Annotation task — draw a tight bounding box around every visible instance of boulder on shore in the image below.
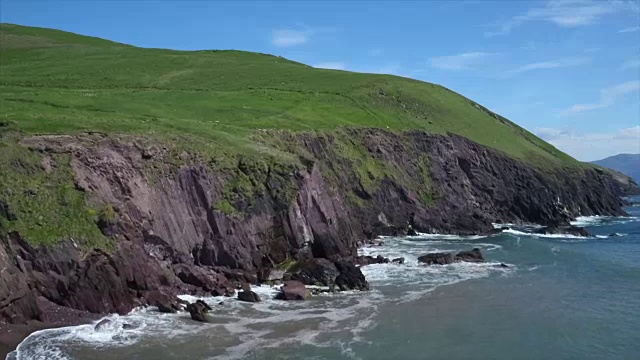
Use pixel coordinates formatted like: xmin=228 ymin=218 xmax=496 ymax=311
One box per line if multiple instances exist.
xmin=276 ymin=281 xmax=310 ymax=301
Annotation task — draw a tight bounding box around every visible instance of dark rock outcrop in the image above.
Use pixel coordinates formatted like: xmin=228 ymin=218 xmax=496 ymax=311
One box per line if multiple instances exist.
xmin=144 ymin=291 xmax=182 ymax=314
xmin=186 ymin=300 xmax=212 ymax=322
xmin=94 ymin=318 xmax=111 ymax=331
xmin=391 ymin=257 xmax=405 ymax=264
xmin=276 ymin=281 xmax=309 ymax=301
xmin=237 ymin=283 xmax=261 ymax=303
xmin=290 ymin=258 xmax=340 ymax=286
xmin=0 ymin=131 xmax=630 ymax=355
xmin=454 ymin=248 xmax=484 ymax=263
xmin=417 ymin=252 xmax=455 ymax=265
xmin=418 ymin=248 xmax=485 ymax=265
xmin=257 ymin=268 xmax=285 ymax=283
xmin=535 ymin=225 xmax=592 ymax=237
xmin=334 ymin=261 xmax=369 ymax=291
xmin=237 ymin=291 xmax=261 ymax=303
xmin=354 ymin=255 xmax=390 ymax=266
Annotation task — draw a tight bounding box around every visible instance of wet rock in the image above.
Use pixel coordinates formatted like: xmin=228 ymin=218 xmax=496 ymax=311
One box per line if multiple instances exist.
xmin=210 ymin=286 xmax=235 ymax=297
xmin=407 ymin=226 xmax=418 ymax=237
xmin=276 ymin=281 xmax=310 ymax=300
xmin=333 ymin=261 xmax=369 ymax=291
xmin=145 ymin=291 xmax=182 ymax=313
xmin=122 ymin=323 xmax=136 ymax=330
xmin=195 ymin=299 xmax=212 ymax=311
xmin=417 ymin=252 xmax=454 ymax=265
xmin=172 ymin=264 xmax=229 ymax=292
xmin=354 ymin=255 xmax=390 ymax=266
xmin=237 ymin=291 xmax=261 ymax=303
xmin=608 ymin=233 xmax=619 ymax=237
xmin=290 ymin=258 xmax=340 ymax=286
xmin=454 ymin=248 xmax=484 ymax=263
xmin=257 ymin=268 xmax=285 ymax=283
xmin=391 ymin=257 xmax=405 ymax=264
xmin=94 ymin=318 xmax=111 ymax=331
xmin=535 ymin=225 xmax=592 ymax=237
xmin=498 ymin=263 xmax=509 ymax=268
xmin=186 ymin=301 xmax=212 ymax=323
xmin=236 ymin=282 xmax=261 ymax=302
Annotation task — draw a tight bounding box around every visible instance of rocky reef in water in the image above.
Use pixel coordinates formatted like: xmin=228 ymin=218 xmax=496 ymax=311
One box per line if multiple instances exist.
xmin=0 ymin=129 xmax=629 ymax=354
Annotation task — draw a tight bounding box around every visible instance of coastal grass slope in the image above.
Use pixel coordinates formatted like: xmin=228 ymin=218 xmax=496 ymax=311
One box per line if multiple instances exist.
xmin=1 ymin=23 xmax=573 ymax=163
xmin=0 ymin=23 xmax=583 ymax=247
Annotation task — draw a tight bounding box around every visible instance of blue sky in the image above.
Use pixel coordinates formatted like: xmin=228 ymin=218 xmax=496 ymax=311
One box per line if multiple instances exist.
xmin=1 ymin=0 xmax=639 ymax=161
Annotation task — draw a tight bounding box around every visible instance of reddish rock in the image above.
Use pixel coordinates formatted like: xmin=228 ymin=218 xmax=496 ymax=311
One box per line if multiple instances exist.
xmin=276 ymin=281 xmax=309 ymax=301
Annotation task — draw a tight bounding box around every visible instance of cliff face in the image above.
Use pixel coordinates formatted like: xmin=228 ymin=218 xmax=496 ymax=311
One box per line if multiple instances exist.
xmin=0 ymin=129 xmax=628 ymax=329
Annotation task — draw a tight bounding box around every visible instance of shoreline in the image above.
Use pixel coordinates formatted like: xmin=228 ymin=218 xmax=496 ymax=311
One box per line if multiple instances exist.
xmin=5 ymin=215 xmax=634 ymax=359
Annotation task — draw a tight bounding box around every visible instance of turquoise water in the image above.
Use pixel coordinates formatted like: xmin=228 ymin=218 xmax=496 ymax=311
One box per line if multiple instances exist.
xmin=10 ymin=198 xmax=640 ymax=360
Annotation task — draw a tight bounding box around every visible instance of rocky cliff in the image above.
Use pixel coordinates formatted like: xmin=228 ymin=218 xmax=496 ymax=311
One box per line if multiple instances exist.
xmin=0 ymin=129 xmax=628 ymax=352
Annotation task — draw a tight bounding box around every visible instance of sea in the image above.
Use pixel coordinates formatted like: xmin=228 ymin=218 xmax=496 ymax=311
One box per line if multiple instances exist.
xmin=8 ymin=196 xmax=640 ymax=360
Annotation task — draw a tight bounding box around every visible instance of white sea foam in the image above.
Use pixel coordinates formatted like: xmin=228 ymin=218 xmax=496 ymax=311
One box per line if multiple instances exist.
xmin=15 ymin=234 xmax=514 ymax=359
xmin=570 ymin=215 xmax=639 ymax=227
xmin=359 ymin=236 xmax=514 ymax=303
xmin=492 ymin=223 xmax=544 ymax=229
xmin=414 ymin=232 xmax=486 ymax=240
xmin=502 ymin=229 xmax=608 ymax=242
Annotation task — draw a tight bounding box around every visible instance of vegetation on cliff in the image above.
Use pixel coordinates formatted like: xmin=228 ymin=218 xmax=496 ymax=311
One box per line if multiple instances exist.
xmin=0 ymin=23 xmax=585 ymax=246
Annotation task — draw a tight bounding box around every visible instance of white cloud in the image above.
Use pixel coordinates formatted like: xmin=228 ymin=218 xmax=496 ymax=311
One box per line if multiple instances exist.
xmin=313 ymin=62 xmax=346 ymax=70
xmin=507 ymin=57 xmax=589 ymax=75
xmin=270 ymin=25 xmax=336 ymax=47
xmin=535 ymin=126 xmax=640 ymax=161
xmin=486 ymin=0 xmax=638 ymax=37
xmin=619 ymin=26 xmax=640 ymax=33
xmin=429 ymin=52 xmax=494 ymax=70
xmin=620 ymin=58 xmax=640 ymax=70
xmin=564 ymin=80 xmax=640 ymax=114
xmin=536 ymin=127 xmax=569 ymax=140
xmin=271 ymin=29 xmax=308 ymax=47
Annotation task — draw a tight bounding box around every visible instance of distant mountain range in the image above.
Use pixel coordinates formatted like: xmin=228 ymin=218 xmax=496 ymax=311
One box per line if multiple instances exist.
xmin=592 ymin=154 xmax=640 ymax=183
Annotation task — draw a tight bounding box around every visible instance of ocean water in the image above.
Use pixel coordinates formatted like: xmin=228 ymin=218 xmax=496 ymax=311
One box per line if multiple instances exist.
xmin=8 ymin=198 xmax=640 ymax=360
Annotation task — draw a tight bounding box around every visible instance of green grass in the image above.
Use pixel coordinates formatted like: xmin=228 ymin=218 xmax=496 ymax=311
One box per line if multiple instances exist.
xmin=0 ymin=23 xmax=576 ymax=164
xmin=0 ymin=23 xmax=584 ymax=246
xmin=0 ymin=135 xmax=114 ymax=250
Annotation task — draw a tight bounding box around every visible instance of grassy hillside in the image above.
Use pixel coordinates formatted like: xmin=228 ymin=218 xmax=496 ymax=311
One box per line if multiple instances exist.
xmin=0 ymin=23 xmax=575 ymax=164
xmin=0 ymin=23 xmax=582 ymax=247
